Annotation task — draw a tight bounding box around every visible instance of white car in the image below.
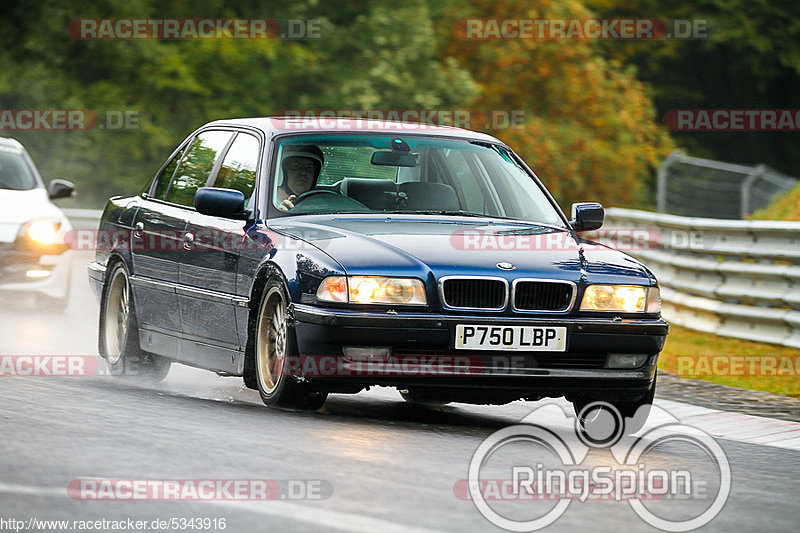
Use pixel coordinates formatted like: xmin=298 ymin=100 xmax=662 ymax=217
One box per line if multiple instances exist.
xmin=0 ymin=137 xmax=75 ymax=310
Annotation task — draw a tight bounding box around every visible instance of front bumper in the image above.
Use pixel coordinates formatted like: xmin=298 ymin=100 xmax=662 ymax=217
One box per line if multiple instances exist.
xmin=87 ymin=260 xmax=106 ymax=302
xmin=0 ymin=245 xmax=72 ymax=299
xmin=292 ymin=304 xmax=668 ymax=399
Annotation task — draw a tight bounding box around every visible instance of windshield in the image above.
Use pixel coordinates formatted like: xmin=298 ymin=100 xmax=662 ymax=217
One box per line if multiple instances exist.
xmin=271 ymin=135 xmax=565 ymax=226
xmin=0 ymin=148 xmax=37 ymax=191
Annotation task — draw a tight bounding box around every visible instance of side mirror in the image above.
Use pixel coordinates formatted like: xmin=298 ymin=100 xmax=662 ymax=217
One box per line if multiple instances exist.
xmin=195 ymin=187 xmax=246 ymax=218
xmin=570 ymin=202 xmax=604 ymax=232
xmin=48 ymin=179 xmax=75 ymax=200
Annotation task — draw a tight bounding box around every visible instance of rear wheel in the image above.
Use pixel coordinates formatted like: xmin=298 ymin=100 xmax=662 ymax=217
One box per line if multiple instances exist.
xmin=99 ymin=262 xmax=171 ymax=381
xmin=254 ymin=279 xmax=327 ymax=410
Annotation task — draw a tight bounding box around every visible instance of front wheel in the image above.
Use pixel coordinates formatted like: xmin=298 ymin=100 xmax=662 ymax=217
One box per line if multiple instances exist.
xmin=99 ymin=262 xmax=171 ymax=382
xmin=254 ymin=279 xmax=327 ymax=410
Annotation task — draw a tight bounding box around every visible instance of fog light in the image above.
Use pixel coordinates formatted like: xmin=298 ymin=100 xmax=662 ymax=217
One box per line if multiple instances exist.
xmin=26 ymin=270 xmax=51 ymax=278
xmin=606 ymin=353 xmax=649 ymax=369
xmin=342 ymin=346 xmax=391 ymax=361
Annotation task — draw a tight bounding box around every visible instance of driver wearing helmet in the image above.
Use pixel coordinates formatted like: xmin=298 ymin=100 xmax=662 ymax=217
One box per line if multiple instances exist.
xmin=276 ymin=145 xmax=324 ymax=211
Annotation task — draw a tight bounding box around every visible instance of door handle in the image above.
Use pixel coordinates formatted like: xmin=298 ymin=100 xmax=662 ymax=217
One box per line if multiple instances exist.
xmin=133 ymin=221 xmax=144 ymax=238
xmin=183 ymin=232 xmax=195 ymax=250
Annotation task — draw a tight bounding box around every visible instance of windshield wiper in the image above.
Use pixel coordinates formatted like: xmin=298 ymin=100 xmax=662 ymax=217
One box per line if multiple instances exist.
xmin=387 ymin=210 xmax=502 ymax=218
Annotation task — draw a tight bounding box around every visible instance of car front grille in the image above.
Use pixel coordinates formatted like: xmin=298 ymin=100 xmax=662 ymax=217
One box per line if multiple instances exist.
xmin=513 ymin=281 xmax=574 ymax=312
xmin=440 ymin=278 xmax=507 ymax=310
xmin=439 ymin=277 xmax=575 ymax=312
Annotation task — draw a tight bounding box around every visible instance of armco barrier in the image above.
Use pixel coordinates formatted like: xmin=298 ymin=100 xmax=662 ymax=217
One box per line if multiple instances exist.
xmin=63 ymin=207 xmax=800 ymax=349
xmin=63 ymin=208 xmax=104 ymax=230
xmin=604 ymin=208 xmax=800 ymax=349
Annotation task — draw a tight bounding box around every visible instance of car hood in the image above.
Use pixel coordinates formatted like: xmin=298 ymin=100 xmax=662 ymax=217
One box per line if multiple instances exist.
xmin=269 ymin=214 xmax=655 ymax=284
xmin=0 ymin=188 xmax=66 ymax=243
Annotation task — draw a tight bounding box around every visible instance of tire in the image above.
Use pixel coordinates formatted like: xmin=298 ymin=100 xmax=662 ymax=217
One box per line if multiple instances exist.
xmin=254 ymin=278 xmax=327 ymax=410
xmin=99 ymin=262 xmax=171 ymax=382
xmin=573 ymin=374 xmax=657 ymax=437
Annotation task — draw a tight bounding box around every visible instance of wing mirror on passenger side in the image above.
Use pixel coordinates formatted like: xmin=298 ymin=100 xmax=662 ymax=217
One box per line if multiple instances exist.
xmin=569 ymin=202 xmax=604 ymax=232
xmin=194 ymin=187 xmax=247 ymax=219
xmin=48 ymin=179 xmax=75 ymax=200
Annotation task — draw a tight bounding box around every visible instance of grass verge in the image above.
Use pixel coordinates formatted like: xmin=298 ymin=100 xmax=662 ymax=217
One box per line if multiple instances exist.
xmin=659 ymin=324 xmax=800 ymax=398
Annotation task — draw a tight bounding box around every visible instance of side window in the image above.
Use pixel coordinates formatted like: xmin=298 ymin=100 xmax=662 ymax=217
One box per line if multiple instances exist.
xmin=151 ymin=144 xmax=187 ymax=199
xmin=213 ymin=133 xmax=259 ymax=207
xmin=164 ymin=130 xmax=232 ymax=207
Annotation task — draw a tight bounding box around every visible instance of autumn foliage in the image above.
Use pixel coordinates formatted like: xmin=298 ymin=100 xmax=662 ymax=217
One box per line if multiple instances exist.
xmin=441 ymin=0 xmax=674 ymax=208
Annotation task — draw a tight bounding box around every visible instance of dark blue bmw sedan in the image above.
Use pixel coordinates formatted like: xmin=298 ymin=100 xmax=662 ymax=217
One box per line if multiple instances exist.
xmin=88 ymin=117 xmax=667 ymax=426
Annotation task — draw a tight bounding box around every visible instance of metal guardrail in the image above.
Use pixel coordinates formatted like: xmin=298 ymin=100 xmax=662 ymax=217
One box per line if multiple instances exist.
xmin=604 ymin=208 xmax=800 ymax=349
xmin=63 ymin=207 xmax=800 ymax=349
xmin=63 ymin=208 xmax=103 ymax=230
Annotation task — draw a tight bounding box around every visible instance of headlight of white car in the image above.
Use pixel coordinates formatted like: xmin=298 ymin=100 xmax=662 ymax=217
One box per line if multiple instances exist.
xmin=317 ymin=276 xmax=427 ymax=305
xmin=20 ymin=219 xmax=62 ymax=245
xmin=580 ymin=285 xmax=661 ymax=313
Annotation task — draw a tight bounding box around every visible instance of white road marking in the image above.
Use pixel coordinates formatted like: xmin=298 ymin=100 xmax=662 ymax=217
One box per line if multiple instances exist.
xmin=0 ymin=483 xmax=64 ymax=496
xmin=656 ymin=399 xmax=800 ymax=450
xmin=211 ymin=500 xmax=450 ymax=533
xmin=366 ymin=386 xmax=800 ymax=451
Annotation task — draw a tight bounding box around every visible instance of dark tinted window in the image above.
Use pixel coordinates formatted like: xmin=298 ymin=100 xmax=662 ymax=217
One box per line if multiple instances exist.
xmin=0 ymin=149 xmax=36 ymax=191
xmin=165 ymin=130 xmax=232 ymax=207
xmin=151 ymin=145 xmax=186 ymax=199
xmin=213 ymin=133 xmax=259 ymax=207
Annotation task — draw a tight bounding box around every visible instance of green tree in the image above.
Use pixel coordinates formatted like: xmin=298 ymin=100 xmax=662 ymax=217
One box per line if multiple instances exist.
xmin=588 ymin=0 xmax=800 ymax=176
xmin=0 ymin=0 xmax=476 ymax=205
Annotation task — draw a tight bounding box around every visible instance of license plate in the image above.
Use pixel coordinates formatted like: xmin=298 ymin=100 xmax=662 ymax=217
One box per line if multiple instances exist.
xmin=454 ymin=325 xmax=567 ymax=351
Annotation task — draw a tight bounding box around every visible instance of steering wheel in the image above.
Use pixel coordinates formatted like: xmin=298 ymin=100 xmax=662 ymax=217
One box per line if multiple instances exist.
xmin=291 ymin=189 xmax=341 ymax=205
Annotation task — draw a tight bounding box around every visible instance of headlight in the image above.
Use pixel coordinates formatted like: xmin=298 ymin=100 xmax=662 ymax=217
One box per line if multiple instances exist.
xmin=580 ymin=285 xmax=660 ymax=313
xmin=23 ymin=220 xmax=61 ymax=245
xmin=317 ymin=276 xmax=427 ymax=305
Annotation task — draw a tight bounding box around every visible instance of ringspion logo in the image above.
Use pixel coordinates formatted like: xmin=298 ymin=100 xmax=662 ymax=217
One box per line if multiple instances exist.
xmin=461 ymin=401 xmax=730 ymax=531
